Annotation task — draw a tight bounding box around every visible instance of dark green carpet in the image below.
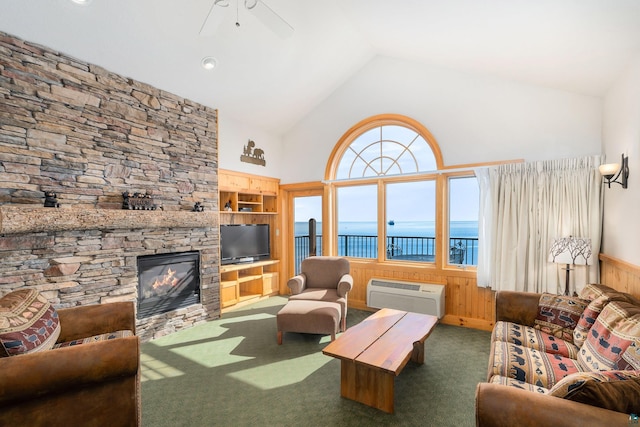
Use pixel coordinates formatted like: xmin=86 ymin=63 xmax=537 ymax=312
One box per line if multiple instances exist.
xmin=141 ymin=296 xmax=491 ymax=427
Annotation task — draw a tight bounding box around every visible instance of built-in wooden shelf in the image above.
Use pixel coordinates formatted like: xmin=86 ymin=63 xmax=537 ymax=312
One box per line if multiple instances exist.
xmin=218 ymin=169 xmax=281 ymax=311
xmin=220 ymin=260 xmax=280 ymax=310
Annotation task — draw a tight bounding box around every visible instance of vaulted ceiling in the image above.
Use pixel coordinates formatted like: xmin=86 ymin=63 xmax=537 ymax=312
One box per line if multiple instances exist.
xmin=1 ymin=0 xmax=639 ymax=135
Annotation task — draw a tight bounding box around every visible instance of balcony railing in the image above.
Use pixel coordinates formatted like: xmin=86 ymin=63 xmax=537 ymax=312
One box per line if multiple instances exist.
xmin=294 ymin=234 xmax=478 ymax=274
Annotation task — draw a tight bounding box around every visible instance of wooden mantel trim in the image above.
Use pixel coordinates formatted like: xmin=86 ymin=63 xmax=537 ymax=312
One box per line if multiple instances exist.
xmin=0 ymin=206 xmax=218 ymax=235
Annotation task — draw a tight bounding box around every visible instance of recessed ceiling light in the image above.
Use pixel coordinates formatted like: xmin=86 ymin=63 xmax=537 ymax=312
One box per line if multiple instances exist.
xmin=70 ymin=0 xmax=93 ymax=5
xmin=201 ymin=57 xmax=218 ymax=70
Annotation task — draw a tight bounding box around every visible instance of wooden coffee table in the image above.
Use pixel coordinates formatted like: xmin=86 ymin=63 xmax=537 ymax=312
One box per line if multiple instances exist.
xmin=322 ymin=308 xmax=438 ymax=413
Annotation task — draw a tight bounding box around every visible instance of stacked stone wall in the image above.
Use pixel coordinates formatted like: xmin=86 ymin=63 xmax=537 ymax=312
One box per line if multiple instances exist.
xmin=0 ymin=32 xmax=220 ymax=341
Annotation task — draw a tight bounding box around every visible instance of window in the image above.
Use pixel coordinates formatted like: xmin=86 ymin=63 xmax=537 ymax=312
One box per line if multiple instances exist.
xmin=337 ymin=185 xmax=377 ymax=258
xmin=386 ymin=181 xmax=435 ymax=261
xmin=336 ymin=125 xmax=437 ymax=179
xmin=327 ymin=114 xmax=477 ymax=267
xmin=448 ymin=176 xmax=479 ymax=266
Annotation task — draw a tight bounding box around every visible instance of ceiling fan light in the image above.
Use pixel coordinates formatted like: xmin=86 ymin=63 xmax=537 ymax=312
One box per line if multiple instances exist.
xmin=201 ymin=57 xmax=218 ymax=70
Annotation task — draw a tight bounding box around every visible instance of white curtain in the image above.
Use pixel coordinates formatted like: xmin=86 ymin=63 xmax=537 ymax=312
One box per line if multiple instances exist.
xmin=476 ymin=156 xmax=603 ymax=294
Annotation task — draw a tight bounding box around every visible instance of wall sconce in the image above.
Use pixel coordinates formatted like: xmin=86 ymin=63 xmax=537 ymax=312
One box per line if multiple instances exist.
xmin=599 ymin=153 xmax=629 ymax=189
xmin=549 ymin=236 xmax=592 ymax=296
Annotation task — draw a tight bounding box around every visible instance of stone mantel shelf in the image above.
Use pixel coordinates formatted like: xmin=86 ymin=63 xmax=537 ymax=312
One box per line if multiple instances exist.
xmin=0 ymin=206 xmax=219 ymax=235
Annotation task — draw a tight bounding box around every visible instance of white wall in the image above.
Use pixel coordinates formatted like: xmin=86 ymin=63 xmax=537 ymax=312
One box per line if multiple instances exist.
xmin=217 ymin=111 xmax=283 ymax=178
xmin=280 ymin=55 xmax=602 ymax=184
xmin=602 ymin=55 xmax=640 ymax=265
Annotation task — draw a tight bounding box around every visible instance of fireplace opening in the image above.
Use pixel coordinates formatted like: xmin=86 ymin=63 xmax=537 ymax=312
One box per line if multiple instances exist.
xmin=137 ymin=251 xmax=201 ymax=319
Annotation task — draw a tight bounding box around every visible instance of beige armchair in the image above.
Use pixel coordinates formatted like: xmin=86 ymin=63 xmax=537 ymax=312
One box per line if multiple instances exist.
xmin=287 ymin=256 xmax=353 ymax=331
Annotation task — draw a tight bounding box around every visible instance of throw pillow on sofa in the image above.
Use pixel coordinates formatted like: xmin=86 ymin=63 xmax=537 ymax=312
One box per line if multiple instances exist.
xmin=578 ymin=300 xmax=640 ymax=371
xmin=548 ymin=370 xmax=640 ymax=413
xmin=0 ymin=289 xmax=61 ymax=357
xmin=618 ymin=341 xmax=640 ymax=370
xmin=574 ymin=283 xmax=638 ymax=348
xmin=533 ymin=294 xmax=589 ymax=342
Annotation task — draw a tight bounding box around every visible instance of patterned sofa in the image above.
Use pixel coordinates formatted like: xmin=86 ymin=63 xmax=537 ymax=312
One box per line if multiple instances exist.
xmin=476 ymin=284 xmax=640 ymax=427
xmin=0 ymin=289 xmax=140 ymax=427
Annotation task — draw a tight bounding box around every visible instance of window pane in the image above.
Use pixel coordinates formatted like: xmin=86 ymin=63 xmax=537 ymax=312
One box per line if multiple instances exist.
xmin=349 ymin=128 xmax=379 ymax=152
xmin=449 ymin=176 xmax=479 ymax=266
xmin=411 ymin=137 xmax=437 ymax=171
xmin=386 ymin=181 xmax=436 ymax=262
xmin=336 ymin=149 xmax=357 ymax=178
xmin=337 ymin=185 xmax=377 ymax=258
xmin=381 ymin=125 xmax=415 ymax=144
xmin=294 ymin=196 xmax=322 ymax=273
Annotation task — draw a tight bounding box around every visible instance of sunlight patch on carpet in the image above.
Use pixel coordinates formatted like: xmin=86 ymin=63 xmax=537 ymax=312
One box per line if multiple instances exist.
xmin=149 ymin=313 xmax=275 ymax=347
xmin=140 ymin=353 xmax=184 ymax=382
xmin=227 ymin=353 xmax=332 ymax=390
xmin=169 ymin=336 xmax=254 ymax=368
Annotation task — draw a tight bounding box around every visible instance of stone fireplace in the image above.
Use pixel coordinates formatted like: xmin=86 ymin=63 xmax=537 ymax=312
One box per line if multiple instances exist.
xmin=0 ymin=206 xmax=220 ymax=342
xmin=0 ymin=32 xmax=221 ymax=342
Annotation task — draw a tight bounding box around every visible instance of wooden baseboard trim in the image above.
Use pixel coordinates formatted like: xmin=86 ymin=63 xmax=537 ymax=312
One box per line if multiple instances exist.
xmin=441 ymin=314 xmax=494 ymax=332
xmin=349 ymin=301 xmax=494 ymax=331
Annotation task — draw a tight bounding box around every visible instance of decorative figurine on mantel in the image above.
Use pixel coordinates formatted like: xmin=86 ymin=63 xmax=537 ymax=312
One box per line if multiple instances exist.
xmin=224 ymin=200 xmax=232 ymax=211
xmin=43 ymin=191 xmax=60 ymax=208
xmin=122 ymin=191 xmax=157 ymax=210
xmin=192 ymin=201 xmax=204 ymax=212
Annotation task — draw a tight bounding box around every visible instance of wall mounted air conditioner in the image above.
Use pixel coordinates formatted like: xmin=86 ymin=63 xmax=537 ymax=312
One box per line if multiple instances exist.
xmin=366 ymin=278 xmax=445 ymax=318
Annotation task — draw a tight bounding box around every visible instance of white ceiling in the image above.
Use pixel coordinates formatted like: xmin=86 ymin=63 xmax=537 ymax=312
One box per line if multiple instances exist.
xmin=1 ymin=0 xmax=639 ymax=135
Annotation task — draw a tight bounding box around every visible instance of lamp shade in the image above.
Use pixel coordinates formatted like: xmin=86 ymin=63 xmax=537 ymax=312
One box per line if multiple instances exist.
xmin=549 ymin=237 xmax=592 ymax=266
xmin=599 ymin=163 xmax=620 ymax=177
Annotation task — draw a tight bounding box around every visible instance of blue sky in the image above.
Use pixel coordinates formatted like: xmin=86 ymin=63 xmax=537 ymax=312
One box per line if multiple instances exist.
xmin=294 ymin=176 xmax=479 ymax=223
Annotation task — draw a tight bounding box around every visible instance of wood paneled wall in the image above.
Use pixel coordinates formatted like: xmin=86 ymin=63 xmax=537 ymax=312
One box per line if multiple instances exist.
xmin=345 ymin=254 xmax=639 ymax=333
xmin=348 ymin=260 xmax=496 ymax=331
xmin=599 ymin=253 xmax=640 ymax=298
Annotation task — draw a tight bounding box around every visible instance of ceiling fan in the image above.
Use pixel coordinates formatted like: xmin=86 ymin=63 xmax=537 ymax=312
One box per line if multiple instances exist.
xmin=199 ymin=0 xmax=294 ymax=39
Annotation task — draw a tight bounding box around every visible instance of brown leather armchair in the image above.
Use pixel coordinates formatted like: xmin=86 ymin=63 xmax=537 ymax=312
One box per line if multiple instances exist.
xmin=0 ymin=301 xmax=141 ymax=427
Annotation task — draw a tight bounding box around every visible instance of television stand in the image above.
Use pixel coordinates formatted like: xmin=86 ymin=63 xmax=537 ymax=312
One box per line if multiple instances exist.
xmin=220 ymin=259 xmax=279 ymax=311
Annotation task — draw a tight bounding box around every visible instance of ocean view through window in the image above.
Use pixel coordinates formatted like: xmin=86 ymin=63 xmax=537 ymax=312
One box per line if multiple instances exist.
xmin=290 ymin=113 xmax=480 ymax=272
xmin=293 ymin=220 xmax=478 ymax=265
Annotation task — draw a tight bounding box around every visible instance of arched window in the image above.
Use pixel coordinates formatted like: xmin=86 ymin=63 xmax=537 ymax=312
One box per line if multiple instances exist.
xmin=325 ymin=114 xmax=478 ymax=267
xmin=327 ymin=114 xmax=443 ymax=180
xmin=336 ymin=124 xmax=438 ymax=178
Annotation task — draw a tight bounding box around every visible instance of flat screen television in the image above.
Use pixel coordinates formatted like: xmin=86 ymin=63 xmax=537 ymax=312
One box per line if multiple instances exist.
xmin=220 ymin=224 xmax=270 ymax=265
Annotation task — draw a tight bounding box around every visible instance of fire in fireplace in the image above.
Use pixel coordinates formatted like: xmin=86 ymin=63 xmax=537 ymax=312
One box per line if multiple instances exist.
xmin=137 ymin=251 xmax=200 ymax=318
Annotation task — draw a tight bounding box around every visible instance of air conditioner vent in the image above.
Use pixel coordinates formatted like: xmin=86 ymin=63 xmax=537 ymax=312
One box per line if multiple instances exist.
xmin=366 ymin=278 xmax=445 ymax=318
xmin=370 ymin=280 xmax=420 ymax=292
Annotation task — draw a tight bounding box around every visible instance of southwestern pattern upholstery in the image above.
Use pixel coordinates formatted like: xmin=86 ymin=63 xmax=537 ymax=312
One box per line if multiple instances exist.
xmin=533 ymin=293 xmax=589 ymax=342
xmin=492 ymin=321 xmax=580 ymax=358
xmin=0 ymin=289 xmax=61 ymax=357
xmin=491 ymin=341 xmax=584 ymax=388
xmin=0 ymin=291 xmax=140 ymax=427
xmin=53 ymin=329 xmax=134 ymax=348
xmin=488 ymin=374 xmax=548 ymax=394
xmin=578 ymin=300 xmax=640 ymax=371
xmin=476 ymin=284 xmax=640 ymax=427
